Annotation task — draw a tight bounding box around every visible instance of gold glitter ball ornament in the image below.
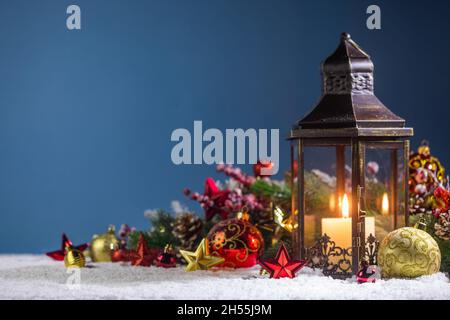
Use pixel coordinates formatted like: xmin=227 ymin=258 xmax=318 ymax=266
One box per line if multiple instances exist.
xmin=64 ymin=246 xmax=86 ymax=268
xmin=90 ymin=225 xmax=120 ymax=262
xmin=377 ymin=227 xmax=441 ymax=278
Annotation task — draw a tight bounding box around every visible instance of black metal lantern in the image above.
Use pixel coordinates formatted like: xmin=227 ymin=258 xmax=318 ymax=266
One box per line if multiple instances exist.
xmin=288 ymin=33 xmax=413 ymax=278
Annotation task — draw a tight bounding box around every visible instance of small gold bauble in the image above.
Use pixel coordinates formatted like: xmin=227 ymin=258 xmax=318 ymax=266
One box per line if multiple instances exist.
xmin=64 ymin=247 xmax=86 ymax=268
xmin=90 ymin=225 xmax=119 ymax=262
xmin=377 ymin=227 xmax=441 ymax=278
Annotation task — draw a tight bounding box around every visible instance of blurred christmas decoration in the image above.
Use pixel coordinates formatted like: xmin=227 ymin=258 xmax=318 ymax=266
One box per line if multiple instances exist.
xmin=410 ymin=140 xmax=446 ymax=185
xmin=207 ymin=217 xmax=264 ymax=268
xmin=179 ymin=238 xmax=224 ymax=272
xmin=259 ymin=242 xmax=306 ymax=279
xmin=129 ymin=209 xmax=179 ymax=250
xmin=249 ymin=179 xmax=291 ymax=210
xmin=110 ymin=224 xmax=135 ymax=263
xmin=127 ymin=208 xmax=209 ymax=265
xmin=171 ymin=212 xmax=203 ymax=252
xmin=366 ymin=161 xmax=380 ymax=177
xmin=111 ymin=248 xmax=132 ymax=263
xmin=402 ymin=140 xmax=450 ymax=272
xmin=90 ymin=225 xmax=120 ymax=262
xmin=236 ymin=207 xmax=251 ymax=221
xmin=184 ymin=163 xmax=293 ymax=257
xmin=259 ymin=267 xmax=270 ymax=277
xmin=118 ymin=224 xmax=135 ymax=248
xmin=130 ymin=233 xmax=156 ymax=267
xmin=46 ymin=233 xmax=88 ymax=261
xmin=409 ymin=140 xmax=447 ymax=215
xmin=64 ymin=246 xmax=86 ymax=268
xmin=217 ymin=163 xmax=255 ymax=186
xmin=377 ymin=226 xmax=441 ymax=278
xmin=432 ymin=187 xmax=450 ymax=241
xmin=434 ymin=213 xmax=450 ymax=241
xmin=253 ymin=160 xmax=274 ymax=178
xmin=356 ymin=260 xmax=377 ymax=284
xmin=403 ymin=141 xmax=450 ymax=273
xmin=434 ymin=187 xmax=450 ymax=214
xmin=155 ymin=244 xmax=177 ymax=268
xmin=273 ymin=206 xmax=297 ymax=233
xmin=184 ymin=176 xmax=264 ymax=221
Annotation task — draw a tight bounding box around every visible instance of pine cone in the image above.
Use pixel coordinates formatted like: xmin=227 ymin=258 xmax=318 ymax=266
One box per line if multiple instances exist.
xmin=435 ymin=212 xmax=450 ymax=241
xmin=409 ymin=196 xmax=430 ymax=215
xmin=171 ymin=213 xmax=203 ymax=251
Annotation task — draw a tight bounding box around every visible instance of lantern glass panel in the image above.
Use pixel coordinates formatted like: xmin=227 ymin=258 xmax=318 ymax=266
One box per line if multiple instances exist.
xmin=363 ymin=144 xmax=407 ymax=242
xmin=302 ymin=145 xmax=353 ymax=251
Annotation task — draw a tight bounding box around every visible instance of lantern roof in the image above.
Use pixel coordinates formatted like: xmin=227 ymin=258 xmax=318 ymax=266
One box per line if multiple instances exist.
xmin=291 ymin=33 xmax=413 ymax=139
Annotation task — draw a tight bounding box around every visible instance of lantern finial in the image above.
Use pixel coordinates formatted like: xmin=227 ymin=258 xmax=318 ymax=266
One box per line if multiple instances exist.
xmin=341 ymin=32 xmax=351 ymax=40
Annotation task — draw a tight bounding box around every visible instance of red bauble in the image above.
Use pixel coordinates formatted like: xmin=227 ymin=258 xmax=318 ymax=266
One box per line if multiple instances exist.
xmin=155 ymin=249 xmax=177 ymax=268
xmin=111 ymin=248 xmax=132 ymax=262
xmin=253 ymin=160 xmax=274 ymax=177
xmin=207 ymin=218 xmax=264 ymax=268
xmin=356 ymin=261 xmax=377 ymax=284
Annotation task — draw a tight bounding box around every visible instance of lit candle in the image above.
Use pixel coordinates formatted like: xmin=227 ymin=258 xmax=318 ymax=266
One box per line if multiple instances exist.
xmin=322 ymin=194 xmax=352 ymax=249
xmin=321 ymin=194 xmax=376 ymax=249
xmin=381 ymin=192 xmax=389 ymax=216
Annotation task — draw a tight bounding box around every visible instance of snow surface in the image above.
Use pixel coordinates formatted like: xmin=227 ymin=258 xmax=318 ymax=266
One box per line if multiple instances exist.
xmin=0 ymin=255 xmax=449 ymax=300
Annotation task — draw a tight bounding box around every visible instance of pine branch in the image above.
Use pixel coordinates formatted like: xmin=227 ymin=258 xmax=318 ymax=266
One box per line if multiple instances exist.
xmin=128 ymin=209 xmax=179 ymax=249
xmin=250 ymin=179 xmax=291 ymax=202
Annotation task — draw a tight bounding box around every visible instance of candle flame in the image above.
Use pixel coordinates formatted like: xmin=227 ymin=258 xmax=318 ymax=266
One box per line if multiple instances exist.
xmin=342 ymin=194 xmax=349 ymax=218
xmin=382 ymin=192 xmax=389 ymax=215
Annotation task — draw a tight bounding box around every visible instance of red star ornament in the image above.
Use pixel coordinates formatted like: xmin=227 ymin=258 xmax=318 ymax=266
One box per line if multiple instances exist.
xmin=46 ymin=233 xmax=88 ymax=261
xmin=259 ymin=243 xmax=306 ymax=279
xmin=203 ymin=177 xmax=231 ymax=221
xmin=130 ymin=233 xmax=156 ymax=267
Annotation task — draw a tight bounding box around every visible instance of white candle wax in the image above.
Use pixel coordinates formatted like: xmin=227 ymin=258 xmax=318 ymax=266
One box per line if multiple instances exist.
xmin=321 ymin=217 xmax=352 ymax=249
xmin=321 ymin=216 xmax=376 ymax=249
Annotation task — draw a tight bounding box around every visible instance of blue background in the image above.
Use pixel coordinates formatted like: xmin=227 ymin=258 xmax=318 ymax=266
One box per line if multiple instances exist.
xmin=1 ymin=0 xmax=449 ymax=253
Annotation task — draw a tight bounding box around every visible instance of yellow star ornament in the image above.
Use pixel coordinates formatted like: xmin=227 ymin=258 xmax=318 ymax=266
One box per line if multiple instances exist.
xmin=179 ymin=238 xmax=225 ymax=272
